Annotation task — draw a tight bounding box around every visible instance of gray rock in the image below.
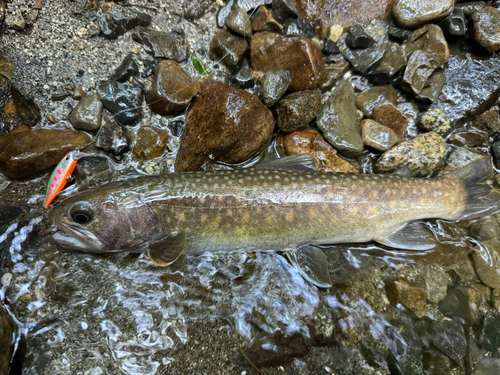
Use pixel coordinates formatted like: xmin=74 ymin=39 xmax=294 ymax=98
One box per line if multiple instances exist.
xmin=98 ymin=6 xmax=151 ymax=39
xmin=70 ymin=93 xmax=103 ymax=131
xmin=217 ymin=0 xmax=234 ymax=27
xmin=446 ymin=148 xmax=485 ymax=169
xmin=96 ymin=111 xmax=130 ymax=157
xmin=374 ymin=42 xmax=407 ymax=77
xmin=322 ymin=38 xmax=340 ymax=55
xmin=132 ymin=27 xmax=187 ymax=61
xmin=225 ymin=9 xmax=252 ymax=38
xmin=472 ymin=7 xmax=500 ymax=53
xmin=234 ymin=0 xmax=272 ymax=12
xmin=438 ymin=283 xmax=481 ymax=326
xmin=438 ymin=8 xmax=467 ymax=36
xmin=393 ymin=0 xmax=454 ymax=29
xmin=317 ymin=80 xmax=363 ymax=158
xmin=419 ymin=108 xmax=450 ymax=134
xmin=230 ymin=60 xmax=254 ymax=89
xmin=209 ymin=29 xmax=248 ymax=67
xmin=469 ymin=216 xmax=500 ymax=242
xmin=455 ymin=1 xmax=488 ymax=17
xmin=271 ymin=0 xmax=298 ymax=24
xmin=346 ymin=25 xmax=374 ymax=49
xmin=473 ymin=357 xmax=500 ymax=374
xmin=97 ymin=80 xmax=143 ymax=126
xmin=259 ymin=69 xmax=292 ymax=107
xmin=493 ymin=141 xmax=500 ymax=168
xmin=282 ymin=18 xmax=316 ymax=38
xmin=423 ymin=349 xmax=453 ymax=375
xmin=416 ymin=71 xmax=446 ymax=103
xmin=341 ymin=44 xmax=385 ymax=75
xmin=472 ymin=239 xmax=500 ymax=289
xmin=110 ymin=53 xmax=139 ymax=83
xmin=414 ymin=264 xmax=450 ymax=304
xmin=479 ymin=309 xmax=500 ymax=352
xmin=276 ymin=90 xmax=322 ymax=132
xmin=74 ymin=156 xmax=112 ymax=190
xmin=431 ymin=320 xmax=467 ymax=365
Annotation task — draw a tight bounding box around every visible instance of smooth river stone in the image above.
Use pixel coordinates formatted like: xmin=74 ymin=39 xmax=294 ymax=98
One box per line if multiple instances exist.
xmin=393 ymin=0 xmax=454 ymax=29
xmin=471 ymin=7 xmax=500 ymax=52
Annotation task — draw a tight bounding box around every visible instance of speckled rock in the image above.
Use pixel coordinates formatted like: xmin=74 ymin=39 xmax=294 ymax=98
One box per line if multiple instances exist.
xmin=0 ymin=306 xmax=13 ymax=375
xmin=372 ymin=102 xmax=409 ymax=142
xmin=446 ymin=147 xmax=486 ymax=169
xmin=132 ymin=27 xmax=187 ymax=61
xmin=472 ymin=7 xmax=500 ymax=52
xmin=259 ymin=69 xmax=292 ymax=107
xmin=132 ymin=126 xmax=169 ymax=161
xmin=250 ymin=32 xmax=326 ymax=91
xmin=386 ymin=279 xmax=427 ymax=318
xmin=472 ymin=239 xmax=500 ymax=289
xmin=317 ymin=80 xmax=363 ymax=158
xmin=277 ymin=128 xmax=359 ymax=173
xmin=0 ymin=125 xmax=90 ymax=179
xmin=276 ymin=90 xmax=322 ymax=133
xmin=175 ymin=80 xmax=274 ymax=172
xmin=355 ymin=85 xmax=398 ymax=118
xmin=374 ymin=132 xmax=445 ymax=177
xmin=70 ymin=93 xmax=103 ymax=131
xmin=393 ymin=0 xmax=454 ymax=29
xmin=96 ymin=111 xmax=130 ymax=158
xmin=251 ymin=6 xmax=283 ymax=33
xmin=98 ymin=6 xmax=151 ymax=39
xmin=361 ymin=119 xmax=398 ymax=152
xmin=225 ymin=9 xmax=252 ymax=38
xmin=210 ymin=29 xmax=249 ymax=67
xmin=406 ymin=25 xmax=450 ymax=67
xmin=438 ymin=283 xmax=481 ymax=326
xmin=419 ymin=108 xmax=450 ymax=134
xmin=145 ymin=60 xmax=200 ymax=116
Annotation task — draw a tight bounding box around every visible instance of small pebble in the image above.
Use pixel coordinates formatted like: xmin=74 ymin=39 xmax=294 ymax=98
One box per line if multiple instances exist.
xmin=1 ymin=273 xmax=12 ymax=286
xmin=419 ymin=108 xmax=450 ymax=134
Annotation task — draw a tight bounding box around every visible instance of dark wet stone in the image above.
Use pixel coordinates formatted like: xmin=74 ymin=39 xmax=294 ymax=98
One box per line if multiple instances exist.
xmin=74 ymin=156 xmax=112 ymax=190
xmin=416 ymin=70 xmax=446 ymax=103
xmin=346 ymin=25 xmax=374 ymax=49
xmin=277 ymin=128 xmax=359 ymax=173
xmin=95 ymin=111 xmax=130 ymax=157
xmin=373 ymin=102 xmax=409 ymax=142
xmin=322 ymin=38 xmax=340 ymax=55
xmin=430 ymin=49 xmax=500 ymax=127
xmin=438 ymin=8 xmax=467 ymax=36
xmin=230 ymin=60 xmax=254 ymax=89
xmin=438 ymin=283 xmax=481 ymax=326
xmin=473 ymin=106 xmax=500 ymax=134
xmin=97 ymin=80 xmax=143 ymax=126
xmin=374 ymin=132 xmax=445 ymax=177
xmin=387 ymin=316 xmax=423 ymax=375
xmin=397 ymin=102 xmax=420 ymax=140
xmin=109 ymin=53 xmax=139 ymax=82
xmin=472 ymin=239 xmax=500 ymax=289
xmin=276 ymin=90 xmax=322 ymax=132
xmin=217 ymin=0 xmax=234 ymax=27
xmin=271 ymin=0 xmax=298 ymax=24
xmin=406 ymin=24 xmax=450 ymax=67
xmin=402 ymin=50 xmax=441 ymax=95
xmin=0 ymin=306 xmax=13 ymax=375
xmin=419 ymin=108 xmax=450 ymax=134
xmin=168 ymin=119 xmax=184 ymax=138
xmin=0 ymin=125 xmax=90 ymax=179
xmin=259 ymin=69 xmax=291 ymax=107
xmin=361 ymin=119 xmax=398 ymax=152
xmin=479 ymin=310 xmax=500 ymax=352
xmin=388 ymin=24 xmax=413 ymax=43
xmin=493 ymin=141 xmax=500 ymax=167
xmin=132 ymin=125 xmax=169 ymax=161
xmin=97 ymin=6 xmax=151 ymax=39
xmin=386 ymin=279 xmax=427 ymax=318
xmin=455 ymin=1 xmax=488 ymax=17
xmin=320 ymin=59 xmax=350 ymax=92
xmin=233 ymin=0 xmax=272 ymax=12
xmin=450 ymin=129 xmax=489 ymax=148
xmin=11 ymin=85 xmax=41 ymax=126
xmin=282 ymin=18 xmax=315 ymax=38
xmin=393 ymin=0 xmax=454 ymax=29
xmin=472 ymin=7 xmax=500 ymax=52
xmin=251 ymin=6 xmax=283 ymax=33
xmin=423 ymin=349 xmax=453 ymax=375
xmin=414 ymin=264 xmax=450 ymax=304
xmin=355 ymin=85 xmax=398 ymax=118
xmin=373 ymin=42 xmax=407 ymax=77
xmin=431 ymin=320 xmax=467 ymax=364
xmin=225 ymin=9 xmax=252 ymax=38
xmin=210 ymin=29 xmax=248 ymax=67
xmin=175 ymin=80 xmax=274 ymax=172
xmin=0 ymin=55 xmax=14 ymax=88
xmin=317 ymin=80 xmax=363 ymax=158
xmin=250 ymin=32 xmax=325 ymax=91
xmin=132 ymin=27 xmax=187 ymax=61
xmin=146 ymin=60 xmax=200 ymax=116
xmin=340 ymin=39 xmax=385 ymax=75
xmin=70 ymin=93 xmax=103 ymax=131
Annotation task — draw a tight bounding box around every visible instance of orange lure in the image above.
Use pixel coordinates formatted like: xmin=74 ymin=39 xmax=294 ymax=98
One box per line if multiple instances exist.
xmin=44 ymin=151 xmax=88 ymax=208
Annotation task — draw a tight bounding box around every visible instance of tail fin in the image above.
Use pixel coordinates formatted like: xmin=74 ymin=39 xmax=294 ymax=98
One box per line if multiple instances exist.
xmin=446 ymin=157 xmax=500 ymax=220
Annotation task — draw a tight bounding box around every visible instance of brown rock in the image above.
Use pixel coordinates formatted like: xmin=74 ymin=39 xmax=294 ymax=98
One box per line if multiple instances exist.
xmin=11 ymin=85 xmax=41 ymax=126
xmin=406 ymin=24 xmax=450 ymax=66
xmin=0 ymin=306 xmax=13 ymax=375
xmin=473 ymin=106 xmax=500 ymax=134
xmin=472 ymin=7 xmax=500 ymax=52
xmin=355 ymin=85 xmax=398 ymax=118
xmin=225 ymin=8 xmax=252 ymax=38
xmin=251 ymin=6 xmax=283 ymax=33
xmin=320 ymin=59 xmax=350 ymax=92
xmin=175 ymin=80 xmax=274 ymax=172
xmin=277 ymin=128 xmax=359 ymax=173
xmin=276 ymin=90 xmax=322 ymax=133
xmin=361 ymin=119 xmax=398 ymax=152
xmin=386 ymin=279 xmax=427 ymax=318
xmin=132 ymin=126 xmax=169 ymax=161
xmin=209 ymin=29 xmax=249 ymax=67
xmin=146 ymin=60 xmax=200 ymax=116
xmin=401 ymin=50 xmax=441 ymax=95
xmin=372 ymin=102 xmax=409 ymax=142
xmin=250 ymin=32 xmax=326 ymax=91
xmin=393 ymin=0 xmax=454 ymax=29
xmin=0 ymin=125 xmax=90 ymax=179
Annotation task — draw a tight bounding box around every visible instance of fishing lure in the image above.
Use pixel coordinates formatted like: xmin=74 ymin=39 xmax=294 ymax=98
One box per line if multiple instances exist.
xmin=44 ymin=151 xmax=88 ymax=208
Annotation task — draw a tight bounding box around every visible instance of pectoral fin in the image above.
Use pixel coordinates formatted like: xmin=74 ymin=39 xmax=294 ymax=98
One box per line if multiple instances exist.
xmin=148 ymin=231 xmax=186 ymax=266
xmin=375 ymin=221 xmax=436 ymax=250
xmin=286 ymin=245 xmax=332 ymax=288
xmin=255 ymin=155 xmax=316 ymax=172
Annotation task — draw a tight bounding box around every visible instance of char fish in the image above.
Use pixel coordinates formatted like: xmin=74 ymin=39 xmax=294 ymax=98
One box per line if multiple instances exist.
xmin=48 ymin=156 xmax=500 ymax=287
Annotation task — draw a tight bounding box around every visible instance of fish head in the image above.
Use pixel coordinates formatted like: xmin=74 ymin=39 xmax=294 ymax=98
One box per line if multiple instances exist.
xmin=48 ymin=188 xmax=160 ymax=253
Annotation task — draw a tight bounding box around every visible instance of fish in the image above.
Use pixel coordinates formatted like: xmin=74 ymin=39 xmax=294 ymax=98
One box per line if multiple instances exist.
xmin=48 ymin=156 xmax=500 ymax=287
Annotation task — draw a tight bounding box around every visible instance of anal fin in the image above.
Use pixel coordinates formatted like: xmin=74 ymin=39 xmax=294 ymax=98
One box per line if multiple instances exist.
xmin=148 ymin=231 xmax=186 ymax=266
xmin=375 ymin=221 xmax=436 ymax=250
xmin=286 ymin=245 xmax=332 ymax=288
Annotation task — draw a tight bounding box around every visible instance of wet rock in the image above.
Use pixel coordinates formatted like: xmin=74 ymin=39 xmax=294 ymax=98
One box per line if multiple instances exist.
xmin=233 ymin=0 xmax=272 ymax=12
xmin=402 ymin=51 xmax=441 ymax=95
xmin=414 ymin=264 xmax=450 ymax=304
xmin=0 ymin=125 xmax=90 ymax=179
xmin=0 ymin=55 xmax=14 ymax=88
xmin=132 ymin=125 xmax=169 ymax=161
xmin=387 ymin=315 xmax=423 ymax=375
xmin=373 ymin=42 xmax=407 ymax=77
xmin=259 ymin=69 xmax=291 ymax=107
xmin=361 ymin=119 xmax=398 ymax=152
xmin=456 ymin=1 xmax=488 ymax=18
xmin=175 ymin=80 xmax=274 ymax=172
xmin=473 ymin=356 xmax=500 ymax=374
xmin=277 ymin=128 xmax=359 ymax=173
xmin=225 ymin=9 xmax=252 ymax=38
xmin=11 ymin=85 xmax=41 ymax=126
xmin=322 ymin=38 xmax=340 ymax=55
xmin=230 ymin=60 xmax=254 ymax=89
xmin=450 ymin=129 xmax=489 ymax=148
xmin=386 ymin=279 xmax=427 ymax=318
xmin=251 ymin=6 xmax=283 ymax=33
xmin=210 ymin=29 xmax=249 ymax=67
xmin=473 ymin=106 xmax=500 ymax=134
xmin=438 ymin=8 xmax=467 ymax=36
xmin=430 ymin=49 xmax=500 ymax=127
xmin=372 ymin=102 xmax=409 ymax=142
xmin=431 ymin=320 xmax=467 ymax=365
xmin=132 ymin=27 xmax=187 ymax=61
xmin=282 ymin=18 xmax=316 ymax=38
xmin=340 ymin=43 xmax=385 ymax=75
xmin=479 ymin=309 xmax=500 ymax=352
xmin=374 ymin=132 xmax=445 ymax=177
xmin=97 ymin=80 xmax=143 ymax=126
xmin=0 ymin=306 xmax=13 ymax=375
xmin=388 ymin=23 xmax=413 ymax=43
xmin=97 ymin=6 xmax=151 ymax=39
xmin=250 ymin=32 xmax=325 ymax=91
xmin=96 ymin=111 xmax=130 ymax=157
xmin=271 ymin=0 xmax=298 ymax=24
xmin=423 ymin=349 xmax=453 ymax=375
xmin=419 ymin=108 xmax=450 ymax=134
xmin=145 ymin=60 xmax=200 ymax=116
xmin=438 ymin=283 xmax=481 ymax=326
xmin=355 ymin=85 xmax=398 ymax=118
xmin=397 ymin=102 xmax=420 ymax=140
xmin=416 ymin=71 xmax=446 ymax=103
xmin=346 ymin=25 xmax=374 ymax=49
xmin=217 ymin=0 xmax=234 ymax=27
xmin=110 ymin=53 xmax=139 ymax=82
xmin=70 ymin=93 xmax=103 ymax=131
xmin=472 ymin=7 xmax=500 ymax=53
xmin=493 ymin=142 xmax=500 ymax=167
xmin=317 ymin=80 xmax=363 ymax=158
xmin=72 ymin=88 xmax=86 ymax=101
xmin=320 ymin=59 xmax=350 ymax=92
xmin=276 ymin=90 xmax=322 ymax=132
xmin=406 ymin=25 xmax=449 ymax=67
xmin=472 ymin=239 xmax=500 ymax=289
xmin=446 ymin=148 xmax=485 ymax=169
xmin=393 ymin=0 xmax=454 ymax=29
xmin=74 ymin=156 xmax=112 ymax=190
xmin=184 ymin=2 xmax=209 ymax=20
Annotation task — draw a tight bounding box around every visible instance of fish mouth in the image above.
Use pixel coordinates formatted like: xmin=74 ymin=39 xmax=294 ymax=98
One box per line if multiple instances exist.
xmin=52 ymin=222 xmax=105 ymax=253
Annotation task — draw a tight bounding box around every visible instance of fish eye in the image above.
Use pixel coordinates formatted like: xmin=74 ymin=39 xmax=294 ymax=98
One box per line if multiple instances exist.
xmin=70 ymin=202 xmax=94 ymax=224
